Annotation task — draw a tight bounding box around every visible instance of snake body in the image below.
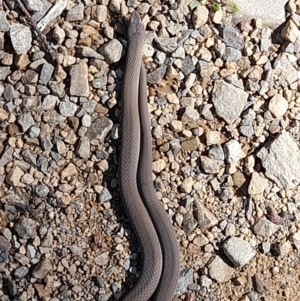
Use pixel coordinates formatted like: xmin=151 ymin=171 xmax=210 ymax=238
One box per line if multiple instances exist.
xmin=119 ymin=11 xmax=180 ymax=301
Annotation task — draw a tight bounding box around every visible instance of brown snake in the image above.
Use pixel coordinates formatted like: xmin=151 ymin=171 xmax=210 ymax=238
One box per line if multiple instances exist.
xmin=119 ymin=11 xmax=181 ymax=301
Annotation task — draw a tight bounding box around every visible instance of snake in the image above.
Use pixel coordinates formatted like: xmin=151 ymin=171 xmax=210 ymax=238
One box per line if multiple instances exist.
xmin=119 ymin=11 xmax=181 ymax=301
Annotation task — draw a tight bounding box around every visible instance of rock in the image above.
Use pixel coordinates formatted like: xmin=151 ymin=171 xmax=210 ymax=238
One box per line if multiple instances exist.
xmin=183 ymin=213 xmax=197 ymax=234
xmin=39 ymin=62 xmax=54 ymax=85
xmin=274 ymin=53 xmax=298 ymax=85
xmin=175 ymin=268 xmax=193 ymax=295
xmin=66 ymin=3 xmax=84 ymax=21
xmin=194 ymin=200 xmax=218 ymax=230
xmin=181 ymin=177 xmax=194 ymax=193
xmin=253 ymin=217 xmax=279 ymax=237
xmin=223 ymin=237 xmax=256 ymax=267
xmin=35 ymin=185 xmax=49 ymax=197
xmin=69 ymin=61 xmax=89 ymax=97
xmin=81 ymin=46 xmax=104 ymax=59
xmin=208 ymin=144 xmax=225 ymax=161
xmin=14 ymin=267 xmax=29 ymax=279
xmin=220 ymin=24 xmax=244 ymax=49
xmin=17 ymin=113 xmax=34 ymax=132
xmin=0 ymin=11 xmax=10 ymax=32
xmin=93 ymin=74 xmax=107 ymax=89
xmin=268 ymin=94 xmax=288 ymax=117
xmin=181 ymin=107 xmax=200 ymax=123
xmin=92 ymin=5 xmax=107 ymax=22
xmin=6 ymin=166 xmax=24 ymax=187
xmin=0 ymin=147 xmax=13 ymax=167
xmin=0 ymin=108 xmax=9 ymax=122
xmin=232 ymin=0 xmax=288 ymax=29
xmin=281 ymin=19 xmax=300 ymax=43
xmin=212 ymin=80 xmax=249 ymax=124
xmin=0 ymin=236 xmax=11 ymax=263
xmin=61 ymin=163 xmax=78 ymax=179
xmin=94 ymin=251 xmax=109 ymax=266
xmin=248 ymin=172 xmax=268 ymax=195
xmin=86 ymin=117 xmax=113 ymax=142
xmin=192 ymin=5 xmax=209 ymax=28
xmin=224 ymin=140 xmax=246 ymax=164
xmin=181 ymin=137 xmax=199 ymax=152
xmin=101 ymin=39 xmax=123 ymax=64
xmin=208 ymin=256 xmax=234 ymax=283
xmin=170 ymin=120 xmax=182 ymax=132
xmin=200 ymin=156 xmax=220 ymax=174
xmin=147 ymin=65 xmax=167 ymax=84
xmin=223 ymin=47 xmax=242 ymax=62
xmin=32 ymin=258 xmax=52 ymax=279
xmin=70 ymin=245 xmax=83 ymax=257
xmin=53 ymin=25 xmax=65 ymax=44
xmin=109 ymin=0 xmax=121 ymax=12
xmin=155 ymin=37 xmax=178 ymax=53
xmin=257 ymin=131 xmax=300 ymax=189
xmin=180 ymin=56 xmax=195 ymax=75
xmin=14 ymin=217 xmax=37 ymax=239
xmin=0 ymin=66 xmax=11 ymax=80
xmin=152 ymin=159 xmax=166 ymax=173
xmin=98 ymin=188 xmax=112 ymax=203
xmin=76 ymin=136 xmax=90 ymax=159
xmin=10 ymin=24 xmax=32 ymax=54
xmin=42 ymin=95 xmax=58 ymax=110
xmin=59 ymin=101 xmax=78 ymax=117
xmin=34 ymin=284 xmax=52 ymax=299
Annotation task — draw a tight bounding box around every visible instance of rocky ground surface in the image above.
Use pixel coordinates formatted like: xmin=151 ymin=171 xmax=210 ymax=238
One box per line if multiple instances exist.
xmin=0 ymin=0 xmax=300 ymax=300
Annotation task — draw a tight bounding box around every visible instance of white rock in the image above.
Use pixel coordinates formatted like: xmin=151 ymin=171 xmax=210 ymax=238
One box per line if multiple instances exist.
xmin=268 ymin=94 xmax=288 ymax=117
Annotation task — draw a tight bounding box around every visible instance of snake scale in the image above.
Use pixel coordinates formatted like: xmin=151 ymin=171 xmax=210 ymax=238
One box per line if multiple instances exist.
xmin=119 ymin=11 xmax=181 ymax=301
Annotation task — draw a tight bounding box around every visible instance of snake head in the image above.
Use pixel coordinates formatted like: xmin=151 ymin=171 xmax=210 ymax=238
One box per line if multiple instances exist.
xmin=128 ymin=11 xmax=145 ymax=40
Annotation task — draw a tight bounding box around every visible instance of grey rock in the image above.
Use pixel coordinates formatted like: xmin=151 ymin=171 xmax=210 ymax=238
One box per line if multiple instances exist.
xmin=10 ymin=24 xmax=32 ymax=54
xmin=181 ymin=106 xmax=200 ymax=123
xmin=17 ymin=113 xmax=34 ymax=132
xmin=14 ymin=266 xmax=29 ymax=279
xmin=180 ymin=56 xmax=195 ymax=75
xmin=175 ymin=268 xmax=193 ymax=294
xmin=22 ymin=149 xmax=37 ymax=165
xmin=0 ymin=11 xmax=10 ymax=32
xmin=66 ymin=3 xmax=84 ymax=21
xmin=155 ymin=37 xmax=178 ymax=53
xmin=76 ymin=136 xmax=90 ymax=159
xmin=39 ymin=62 xmax=54 ymax=85
xmin=220 ymin=23 xmax=244 ymax=49
xmin=232 ymin=0 xmax=288 ymax=29
xmin=223 ymin=237 xmax=256 ymax=267
xmin=42 ymin=95 xmax=58 ymax=110
xmin=32 ymin=258 xmax=52 ymax=279
xmin=35 ymin=184 xmax=49 ymax=197
xmin=82 ymin=99 xmax=97 ymax=113
xmin=0 ymin=147 xmax=13 ymax=167
xmin=208 ymin=144 xmax=224 ymax=161
xmin=212 ymin=80 xmax=249 ymax=124
xmin=147 ymin=65 xmax=167 ymax=84
xmin=59 ymin=101 xmax=78 ymax=117
xmin=0 ymin=66 xmax=11 ymax=80
xmin=93 ymin=74 xmax=107 ymax=89
xmin=154 ymin=51 xmax=167 ymax=65
xmin=200 ymin=156 xmax=220 ymax=174
xmin=273 ymin=53 xmax=298 ymax=86
xmin=49 ymin=80 xmax=65 ymax=97
xmin=194 ymin=200 xmax=218 ymax=230
xmin=208 ymin=256 xmax=234 ymax=283
xmin=224 ymin=140 xmax=246 ymax=164
xmin=40 ymin=135 xmax=53 ymax=151
xmin=240 ymin=116 xmax=255 ymax=137
xmin=70 ymin=61 xmax=89 ymax=97
xmin=4 ymin=84 xmax=16 ymax=101
xmin=182 ymin=213 xmax=197 ymax=234
xmin=80 ymin=46 xmax=104 ymax=59
xmin=94 ymin=251 xmax=109 ymax=266
xmin=23 ymin=0 xmax=42 ymax=11
xmin=70 ymin=245 xmax=83 ymax=257
xmin=100 ymin=39 xmax=123 ymax=64
xmin=223 ymin=47 xmax=242 ymax=62
xmin=86 ymin=117 xmax=113 ymax=142
xmin=98 ymin=188 xmax=112 ymax=203
xmin=253 ymin=217 xmax=279 ymax=237
xmin=14 ymin=217 xmax=37 ymax=239
xmin=0 ymin=236 xmax=11 ymax=263
xmin=92 ymin=5 xmax=107 ymax=23
xmin=7 ymin=278 xmax=17 ymax=296
xmin=257 ymin=131 xmax=300 ymax=189
xmin=32 ymin=0 xmax=52 ymax=22
xmin=41 ymin=231 xmax=53 ymax=247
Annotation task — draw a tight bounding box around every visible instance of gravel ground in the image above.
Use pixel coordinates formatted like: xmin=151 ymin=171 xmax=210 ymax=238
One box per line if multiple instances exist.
xmin=1 ymin=0 xmax=300 ymax=300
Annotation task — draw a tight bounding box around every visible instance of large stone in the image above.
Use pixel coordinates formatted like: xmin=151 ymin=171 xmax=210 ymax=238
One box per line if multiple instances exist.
xmin=212 ymin=80 xmax=249 ymax=124
xmin=69 ymin=61 xmax=89 ymax=97
xmin=257 ymin=131 xmax=300 ymax=189
xmin=232 ymin=0 xmax=288 ymax=29
xmin=10 ymin=24 xmax=32 ymax=54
